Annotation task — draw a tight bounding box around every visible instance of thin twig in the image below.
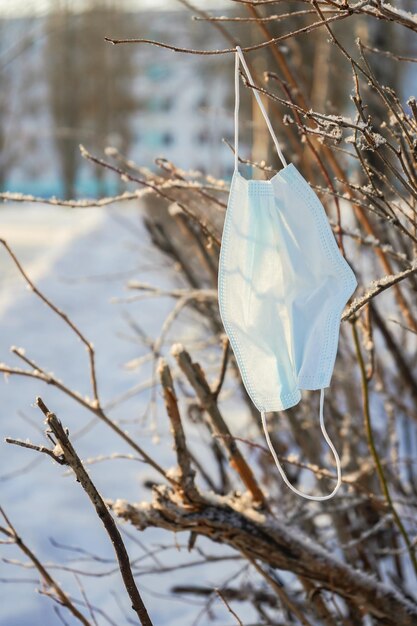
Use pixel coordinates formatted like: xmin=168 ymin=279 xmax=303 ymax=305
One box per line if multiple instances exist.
xmin=0 ymin=239 xmax=100 ymax=407
xmin=80 ymin=145 xmax=220 ymax=246
xmin=342 ymin=263 xmax=417 ymax=321
xmin=104 ymin=9 xmax=354 ymax=54
xmin=352 ymin=323 xmax=417 ymax=578
xmin=215 ymin=588 xmax=244 ymax=626
xmin=243 ymin=551 xmax=314 ymax=626
xmin=0 ymin=508 xmax=92 ymax=626
xmin=158 ymin=358 xmax=202 ymax=502
xmin=212 ymin=336 xmax=230 ymax=400
xmin=35 ymin=398 xmax=153 ymax=626
xmin=172 ymin=344 xmax=267 ymax=507
xmin=0 ymin=190 xmax=140 ymax=208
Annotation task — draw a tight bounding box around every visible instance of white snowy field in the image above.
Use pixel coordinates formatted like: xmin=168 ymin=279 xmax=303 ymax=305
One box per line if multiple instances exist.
xmin=0 ymin=203 xmax=252 ymax=626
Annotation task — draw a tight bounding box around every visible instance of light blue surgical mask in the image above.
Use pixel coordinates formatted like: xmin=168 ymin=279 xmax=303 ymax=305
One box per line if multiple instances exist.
xmin=218 ymin=47 xmax=357 ymax=501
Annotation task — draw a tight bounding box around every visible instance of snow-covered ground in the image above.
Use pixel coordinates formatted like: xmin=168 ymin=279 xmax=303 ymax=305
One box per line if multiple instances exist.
xmin=0 ymin=203 xmax=250 ymax=626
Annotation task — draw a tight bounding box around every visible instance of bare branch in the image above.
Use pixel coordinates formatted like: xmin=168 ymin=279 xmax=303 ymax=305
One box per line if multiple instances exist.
xmin=215 ymin=588 xmax=244 ymax=626
xmin=110 ymin=488 xmax=417 ymax=626
xmin=104 ymin=9 xmax=354 ymax=54
xmin=0 ymin=239 xmax=100 ymax=407
xmin=342 ymin=262 xmax=417 ymax=321
xmin=158 ymin=358 xmax=202 ymax=502
xmin=0 ymin=508 xmax=92 ymax=626
xmin=172 ymin=343 xmax=267 ymax=507
xmin=31 ymin=398 xmax=154 ymax=626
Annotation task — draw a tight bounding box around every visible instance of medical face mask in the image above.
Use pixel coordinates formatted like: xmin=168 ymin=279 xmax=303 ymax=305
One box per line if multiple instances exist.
xmin=218 ymin=47 xmax=357 ymax=501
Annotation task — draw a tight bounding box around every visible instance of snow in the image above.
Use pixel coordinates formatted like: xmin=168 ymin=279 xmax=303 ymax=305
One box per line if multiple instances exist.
xmin=0 ymin=202 xmax=259 ymax=626
xmin=381 ymin=2 xmax=417 ymax=25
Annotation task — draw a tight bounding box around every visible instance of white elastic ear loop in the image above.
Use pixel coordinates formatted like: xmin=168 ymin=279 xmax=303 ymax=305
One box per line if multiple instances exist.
xmin=235 ymin=45 xmax=287 ymax=169
xmin=234 ymin=48 xmax=240 ymax=172
xmin=260 ymin=388 xmax=342 ymax=501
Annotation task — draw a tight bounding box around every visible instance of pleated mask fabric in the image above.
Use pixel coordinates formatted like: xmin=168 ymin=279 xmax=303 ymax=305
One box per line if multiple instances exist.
xmin=217 ymin=47 xmax=357 ymax=500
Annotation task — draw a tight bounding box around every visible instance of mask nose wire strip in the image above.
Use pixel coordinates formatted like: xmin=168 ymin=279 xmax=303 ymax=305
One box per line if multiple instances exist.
xmin=260 ymin=388 xmax=342 ymax=501
xmin=235 ymin=46 xmax=287 ymax=170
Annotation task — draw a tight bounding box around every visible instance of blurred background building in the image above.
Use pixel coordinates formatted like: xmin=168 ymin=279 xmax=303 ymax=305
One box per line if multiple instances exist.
xmin=0 ymin=2 xmax=235 ymax=198
xmin=1 ymin=0 xmax=415 ymax=198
